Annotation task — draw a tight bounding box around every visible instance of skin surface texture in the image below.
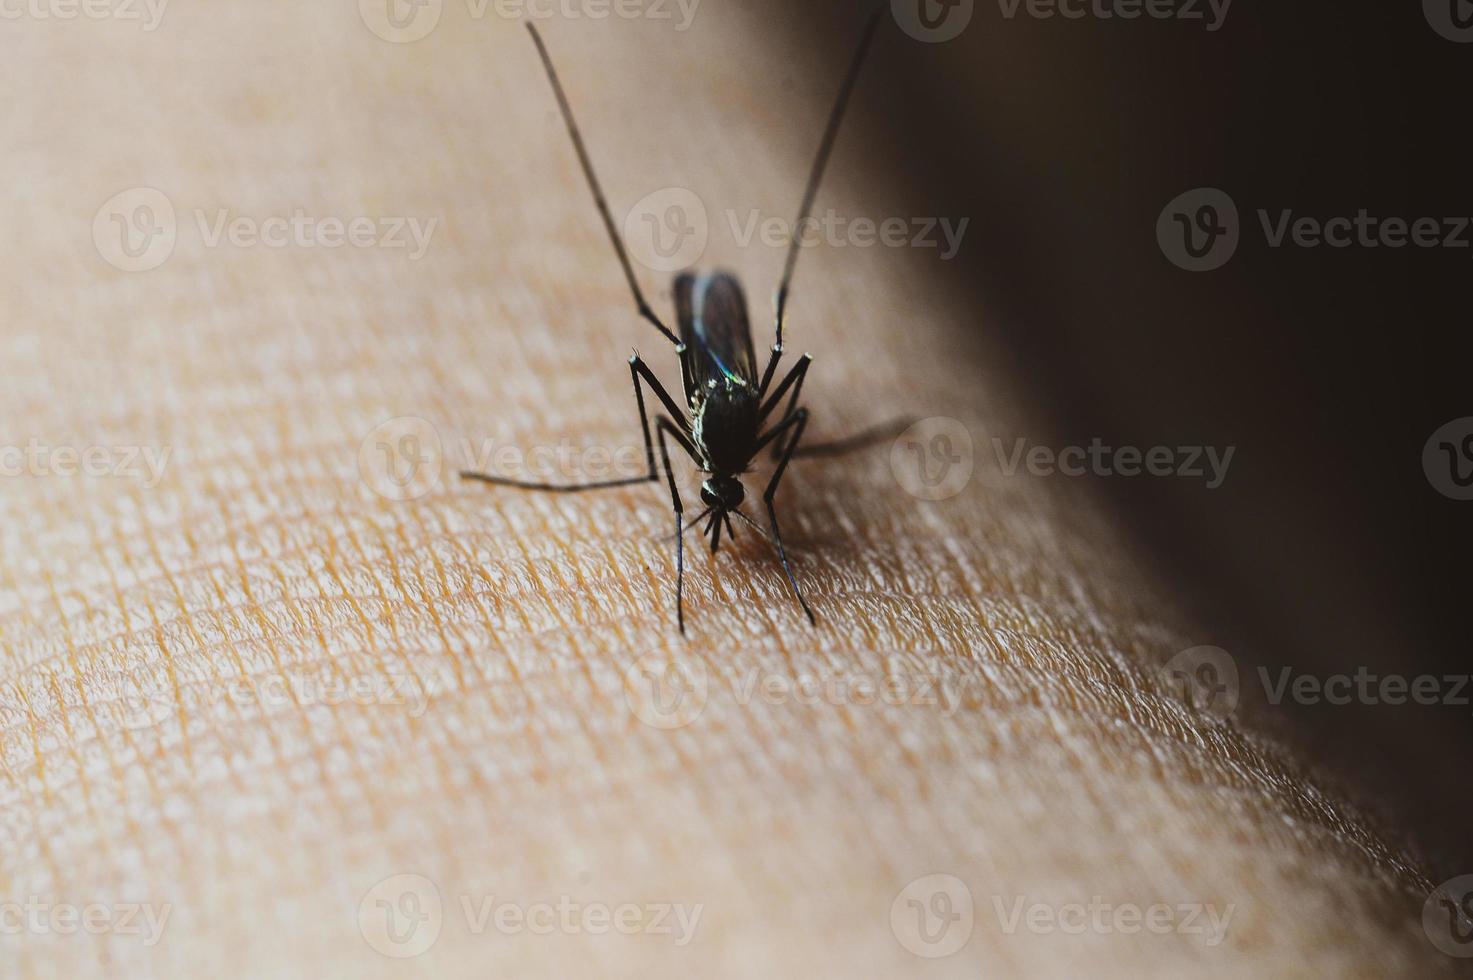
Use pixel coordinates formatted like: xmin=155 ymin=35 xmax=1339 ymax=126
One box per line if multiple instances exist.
xmin=0 ymin=4 xmax=1461 ymax=976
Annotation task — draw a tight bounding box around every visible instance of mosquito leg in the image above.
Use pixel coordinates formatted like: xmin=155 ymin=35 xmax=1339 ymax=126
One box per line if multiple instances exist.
xmin=759 ymin=353 xmax=811 ymax=425
xmin=460 ymin=354 xmax=692 ymax=490
xmin=758 ymin=343 xmax=783 ymax=399
xmin=708 ymin=510 xmax=722 ymax=555
xmin=659 ymin=506 xmax=713 ymax=542
xmin=760 ymin=408 xmax=816 ymax=625
xmin=793 ymin=415 xmax=916 ymax=458
xmin=759 ymin=354 xmax=813 ymax=459
xmin=654 ymin=416 xmax=691 ymax=634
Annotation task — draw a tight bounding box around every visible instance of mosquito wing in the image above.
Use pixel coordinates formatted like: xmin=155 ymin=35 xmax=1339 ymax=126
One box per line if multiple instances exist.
xmin=674 ymin=271 xmax=759 ymax=399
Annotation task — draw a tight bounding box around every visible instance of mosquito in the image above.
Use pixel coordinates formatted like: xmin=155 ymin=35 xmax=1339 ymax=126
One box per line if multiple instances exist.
xmin=463 ymin=10 xmax=906 ymax=633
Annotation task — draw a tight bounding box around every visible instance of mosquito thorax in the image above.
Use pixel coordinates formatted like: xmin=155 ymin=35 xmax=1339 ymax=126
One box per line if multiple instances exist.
xmin=701 ymin=476 xmax=745 ymax=511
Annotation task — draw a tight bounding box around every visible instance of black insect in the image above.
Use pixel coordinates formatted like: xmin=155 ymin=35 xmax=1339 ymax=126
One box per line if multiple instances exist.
xmin=463 ymin=10 xmax=905 ymax=633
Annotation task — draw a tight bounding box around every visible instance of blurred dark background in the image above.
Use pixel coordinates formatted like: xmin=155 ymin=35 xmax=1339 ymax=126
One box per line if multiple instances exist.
xmin=788 ymin=0 xmax=1472 ymax=874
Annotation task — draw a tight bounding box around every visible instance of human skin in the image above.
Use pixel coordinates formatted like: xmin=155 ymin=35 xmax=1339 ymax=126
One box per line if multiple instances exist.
xmin=0 ymin=4 xmax=1463 ymax=977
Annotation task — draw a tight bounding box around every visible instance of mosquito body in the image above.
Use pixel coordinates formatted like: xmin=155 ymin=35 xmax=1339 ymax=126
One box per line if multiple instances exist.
xmin=463 ymin=11 xmax=901 ymax=633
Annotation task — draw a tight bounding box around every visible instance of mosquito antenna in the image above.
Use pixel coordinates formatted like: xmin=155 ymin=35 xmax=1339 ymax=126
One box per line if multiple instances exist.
xmin=772 ymin=4 xmax=886 ymax=350
xmin=527 ymin=23 xmax=680 ymax=347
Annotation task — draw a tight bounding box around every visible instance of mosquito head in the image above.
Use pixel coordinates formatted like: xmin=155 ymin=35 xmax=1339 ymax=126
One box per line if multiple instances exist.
xmin=700 ymin=475 xmax=745 ymax=513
